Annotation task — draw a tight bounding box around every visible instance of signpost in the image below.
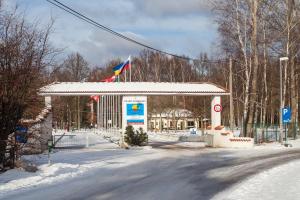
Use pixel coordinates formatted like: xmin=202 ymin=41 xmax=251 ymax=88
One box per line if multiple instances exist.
xmin=282 ymin=107 xmax=291 ymax=146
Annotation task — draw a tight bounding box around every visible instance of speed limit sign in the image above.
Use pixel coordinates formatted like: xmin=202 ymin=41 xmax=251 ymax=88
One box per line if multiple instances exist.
xmin=214 ymin=104 xmax=222 ymax=112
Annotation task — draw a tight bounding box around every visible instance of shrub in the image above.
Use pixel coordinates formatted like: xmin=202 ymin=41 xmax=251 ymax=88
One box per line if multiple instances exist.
xmin=124 ymin=126 xmax=148 ymax=146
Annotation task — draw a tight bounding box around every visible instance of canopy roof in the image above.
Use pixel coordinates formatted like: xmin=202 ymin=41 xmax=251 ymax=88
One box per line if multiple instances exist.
xmin=39 ymin=82 xmax=229 ymax=96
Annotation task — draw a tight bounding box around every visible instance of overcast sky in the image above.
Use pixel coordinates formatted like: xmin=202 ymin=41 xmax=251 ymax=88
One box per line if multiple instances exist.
xmin=4 ymin=0 xmax=218 ymax=67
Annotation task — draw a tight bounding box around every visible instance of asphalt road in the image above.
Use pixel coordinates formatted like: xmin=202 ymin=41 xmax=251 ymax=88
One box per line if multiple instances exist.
xmin=4 ymin=143 xmax=300 ymax=200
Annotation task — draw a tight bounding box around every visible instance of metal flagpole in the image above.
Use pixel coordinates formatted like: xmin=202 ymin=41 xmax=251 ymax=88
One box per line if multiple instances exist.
xmin=111 ymin=95 xmax=113 ymax=128
xmin=119 ymin=95 xmax=122 ymax=129
xmin=90 ymin=101 xmax=93 ymax=127
xmin=107 ymin=95 xmax=111 ymax=129
xmin=125 ymin=68 xmax=127 ymax=82
xmin=129 ymin=55 xmax=131 ymax=82
xmin=102 ymin=95 xmax=104 ymax=129
xmin=105 ymin=95 xmax=107 ymax=129
xmin=116 ymin=95 xmax=118 ymax=128
xmin=100 ymin=96 xmax=103 ymax=129
xmin=118 ymin=95 xmax=120 ymax=128
xmin=109 ymin=96 xmax=112 ymax=129
xmin=97 ymin=97 xmax=100 ymax=129
xmin=111 ymin=96 xmax=115 ymax=127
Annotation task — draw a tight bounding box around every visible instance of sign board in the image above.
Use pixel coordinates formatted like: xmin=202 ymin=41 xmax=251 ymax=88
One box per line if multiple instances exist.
xmin=15 ymin=125 xmax=28 ymax=143
xmin=213 ymin=104 xmax=222 ymax=112
xmin=16 ymin=126 xmax=28 ymax=133
xmin=282 ymin=107 xmax=291 ymax=123
xmin=122 ymin=96 xmax=147 ymax=132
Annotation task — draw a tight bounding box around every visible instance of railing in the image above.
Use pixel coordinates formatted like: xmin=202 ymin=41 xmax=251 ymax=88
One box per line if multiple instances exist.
xmin=52 ymin=129 xmax=122 ymax=148
xmin=228 ymin=123 xmax=299 ymax=144
xmin=53 ymin=134 xmax=86 ymax=148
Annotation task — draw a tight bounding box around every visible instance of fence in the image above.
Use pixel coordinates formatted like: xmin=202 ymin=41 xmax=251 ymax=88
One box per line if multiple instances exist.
xmin=52 ymin=129 xmax=122 ymax=148
xmin=232 ymin=123 xmax=299 ymax=144
xmin=53 ymin=130 xmax=98 ymax=148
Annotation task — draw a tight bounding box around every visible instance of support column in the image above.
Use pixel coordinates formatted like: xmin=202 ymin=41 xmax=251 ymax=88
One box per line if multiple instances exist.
xmin=211 ymin=96 xmax=222 ymax=129
xmin=45 ymin=96 xmax=52 ymax=108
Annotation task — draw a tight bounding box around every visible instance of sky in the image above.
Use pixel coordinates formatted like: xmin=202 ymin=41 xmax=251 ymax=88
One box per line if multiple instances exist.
xmin=4 ymin=0 xmax=218 ymax=67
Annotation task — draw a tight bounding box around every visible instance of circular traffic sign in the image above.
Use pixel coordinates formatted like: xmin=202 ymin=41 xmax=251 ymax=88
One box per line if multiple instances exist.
xmin=214 ymin=104 xmax=222 ymax=112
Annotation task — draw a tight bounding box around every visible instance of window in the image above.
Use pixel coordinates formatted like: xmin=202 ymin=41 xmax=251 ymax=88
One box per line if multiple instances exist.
xmin=187 ymin=121 xmax=194 ymax=127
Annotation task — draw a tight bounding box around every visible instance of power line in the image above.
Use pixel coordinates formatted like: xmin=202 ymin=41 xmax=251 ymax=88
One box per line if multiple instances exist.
xmin=46 ymin=0 xmax=226 ymax=63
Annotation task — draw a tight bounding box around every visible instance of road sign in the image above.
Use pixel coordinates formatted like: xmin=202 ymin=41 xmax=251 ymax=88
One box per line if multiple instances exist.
xmin=214 ymin=104 xmax=222 ymax=112
xmin=282 ymin=107 xmax=291 ymax=123
xmin=16 ymin=126 xmax=28 ymax=133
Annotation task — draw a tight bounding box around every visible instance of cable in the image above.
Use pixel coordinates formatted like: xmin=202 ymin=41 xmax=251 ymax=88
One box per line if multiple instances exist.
xmin=46 ymin=0 xmax=227 ymax=63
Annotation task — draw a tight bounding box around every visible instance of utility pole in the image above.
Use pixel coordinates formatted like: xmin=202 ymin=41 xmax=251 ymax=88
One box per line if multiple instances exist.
xmin=229 ymin=57 xmax=234 ymax=131
xmin=279 ymin=57 xmax=289 ymax=143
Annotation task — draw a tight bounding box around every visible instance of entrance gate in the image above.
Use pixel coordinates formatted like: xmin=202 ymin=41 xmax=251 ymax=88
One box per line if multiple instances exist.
xmin=39 ymin=82 xmax=230 ymax=142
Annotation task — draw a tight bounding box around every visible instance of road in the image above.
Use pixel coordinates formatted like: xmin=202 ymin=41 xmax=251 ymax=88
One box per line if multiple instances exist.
xmin=3 ymin=142 xmax=300 ymax=200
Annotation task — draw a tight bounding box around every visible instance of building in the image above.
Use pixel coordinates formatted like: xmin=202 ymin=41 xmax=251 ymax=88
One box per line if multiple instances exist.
xmin=149 ymin=109 xmax=199 ymax=131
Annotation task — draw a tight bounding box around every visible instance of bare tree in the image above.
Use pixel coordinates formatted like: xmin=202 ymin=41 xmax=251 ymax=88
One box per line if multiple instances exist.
xmin=0 ymin=10 xmax=55 ymax=164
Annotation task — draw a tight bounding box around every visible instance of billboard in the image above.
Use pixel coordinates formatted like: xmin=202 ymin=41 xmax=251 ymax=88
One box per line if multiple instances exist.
xmin=122 ymin=96 xmax=147 ymax=132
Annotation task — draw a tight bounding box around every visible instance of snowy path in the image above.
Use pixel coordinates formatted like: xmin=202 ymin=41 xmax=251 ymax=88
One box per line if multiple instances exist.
xmin=1 ymin=137 xmax=300 ymax=200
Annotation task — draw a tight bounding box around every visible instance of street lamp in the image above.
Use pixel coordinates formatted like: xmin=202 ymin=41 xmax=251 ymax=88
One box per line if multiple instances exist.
xmin=279 ymin=57 xmax=288 ymax=144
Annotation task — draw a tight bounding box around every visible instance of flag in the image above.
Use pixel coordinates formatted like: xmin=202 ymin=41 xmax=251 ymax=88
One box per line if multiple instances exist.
xmin=113 ymin=63 xmax=124 ymax=76
xmin=112 ymin=57 xmax=131 ymax=75
xmin=101 ymin=75 xmax=116 ymax=82
xmin=120 ymin=59 xmax=130 ymax=73
xmin=90 ymin=96 xmax=99 ymax=102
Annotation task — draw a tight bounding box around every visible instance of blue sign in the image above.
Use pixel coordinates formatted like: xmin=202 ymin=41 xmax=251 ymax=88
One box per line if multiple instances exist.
xmin=127 ymin=103 xmax=144 ymax=116
xmin=16 ymin=126 xmax=28 ymax=133
xmin=127 ymin=119 xmax=145 ymax=125
xmin=15 ymin=126 xmax=28 ymax=143
xmin=282 ymin=107 xmax=291 ymax=123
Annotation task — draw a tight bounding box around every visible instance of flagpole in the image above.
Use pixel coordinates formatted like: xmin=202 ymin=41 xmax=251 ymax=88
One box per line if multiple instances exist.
xmin=125 ymin=68 xmax=127 ymax=82
xmin=111 ymin=95 xmax=115 ymax=128
xmin=91 ymin=101 xmax=94 ymax=127
xmin=97 ymin=97 xmax=99 ymax=129
xmin=129 ymin=55 xmax=131 ymax=82
xmin=101 ymin=96 xmax=103 ymax=129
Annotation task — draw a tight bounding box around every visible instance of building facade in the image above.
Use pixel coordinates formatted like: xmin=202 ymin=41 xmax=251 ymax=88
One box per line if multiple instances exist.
xmin=149 ymin=109 xmax=200 ymax=131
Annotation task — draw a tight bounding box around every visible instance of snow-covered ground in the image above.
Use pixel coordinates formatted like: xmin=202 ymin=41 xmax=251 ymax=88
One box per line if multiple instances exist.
xmin=0 ymin=134 xmax=162 ymax=198
xmin=213 ymin=159 xmax=300 ymax=200
xmin=1 ymin=130 xmax=300 ymax=200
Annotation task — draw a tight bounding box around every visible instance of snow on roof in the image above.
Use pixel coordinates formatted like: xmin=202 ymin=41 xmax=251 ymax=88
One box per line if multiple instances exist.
xmin=39 ymin=82 xmax=229 ymax=96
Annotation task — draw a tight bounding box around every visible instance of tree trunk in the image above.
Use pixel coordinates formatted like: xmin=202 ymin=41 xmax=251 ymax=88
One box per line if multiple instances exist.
xmin=247 ymin=0 xmax=259 ymax=138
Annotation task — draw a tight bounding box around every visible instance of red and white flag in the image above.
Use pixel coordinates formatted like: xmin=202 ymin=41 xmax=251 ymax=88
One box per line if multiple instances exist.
xmin=90 ymin=95 xmax=99 ymax=102
xmin=101 ymin=75 xmax=116 ymax=82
